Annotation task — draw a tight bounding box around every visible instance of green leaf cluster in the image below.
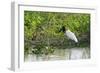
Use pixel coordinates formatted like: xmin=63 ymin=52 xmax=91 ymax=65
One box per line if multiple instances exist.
xmin=24 ymin=11 xmax=90 ymax=55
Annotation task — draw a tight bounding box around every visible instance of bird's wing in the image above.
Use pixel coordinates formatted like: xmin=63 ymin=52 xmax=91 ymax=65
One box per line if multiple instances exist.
xmin=65 ymin=30 xmax=78 ymax=42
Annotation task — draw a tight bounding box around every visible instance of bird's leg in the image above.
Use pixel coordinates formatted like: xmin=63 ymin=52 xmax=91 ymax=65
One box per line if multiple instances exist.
xmin=68 ymin=39 xmax=72 ymax=47
xmin=70 ymin=41 xmax=72 ymax=47
xmin=75 ymin=42 xmax=79 ymax=47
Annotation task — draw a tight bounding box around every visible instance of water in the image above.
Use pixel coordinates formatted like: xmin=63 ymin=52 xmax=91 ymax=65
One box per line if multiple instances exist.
xmin=24 ymin=48 xmax=90 ymax=62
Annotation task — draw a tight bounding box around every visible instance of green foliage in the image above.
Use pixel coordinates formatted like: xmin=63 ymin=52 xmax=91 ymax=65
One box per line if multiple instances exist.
xmin=32 ymin=45 xmax=54 ymax=55
xmin=24 ymin=11 xmax=90 ymax=55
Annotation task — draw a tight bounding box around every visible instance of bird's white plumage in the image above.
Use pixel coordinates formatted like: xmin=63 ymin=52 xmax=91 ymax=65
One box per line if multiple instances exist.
xmin=65 ymin=30 xmax=78 ymax=43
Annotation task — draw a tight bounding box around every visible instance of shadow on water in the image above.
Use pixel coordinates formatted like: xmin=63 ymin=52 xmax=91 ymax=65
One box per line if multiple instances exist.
xmin=24 ymin=47 xmax=90 ymax=62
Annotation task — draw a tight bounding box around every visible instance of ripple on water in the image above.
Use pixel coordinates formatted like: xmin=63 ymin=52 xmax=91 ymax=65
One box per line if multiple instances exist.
xmin=24 ymin=48 xmax=90 ymax=62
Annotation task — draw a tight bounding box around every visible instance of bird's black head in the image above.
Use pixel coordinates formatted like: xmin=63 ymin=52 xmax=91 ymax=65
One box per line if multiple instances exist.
xmin=59 ymin=26 xmax=66 ymax=33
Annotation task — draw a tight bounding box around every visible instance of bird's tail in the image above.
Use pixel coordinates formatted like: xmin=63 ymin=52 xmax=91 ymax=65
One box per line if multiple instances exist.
xmin=74 ymin=38 xmax=78 ymax=43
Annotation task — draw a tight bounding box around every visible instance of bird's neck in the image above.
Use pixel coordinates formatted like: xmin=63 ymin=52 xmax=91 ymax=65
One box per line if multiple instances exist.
xmin=66 ymin=29 xmax=70 ymax=32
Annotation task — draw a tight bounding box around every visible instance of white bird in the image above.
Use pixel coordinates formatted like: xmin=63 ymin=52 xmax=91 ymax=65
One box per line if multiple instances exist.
xmin=59 ymin=26 xmax=78 ymax=43
xmin=65 ymin=29 xmax=78 ymax=43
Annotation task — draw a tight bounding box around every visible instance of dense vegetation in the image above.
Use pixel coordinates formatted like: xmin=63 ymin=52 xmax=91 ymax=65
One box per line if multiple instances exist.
xmin=24 ymin=11 xmax=90 ymax=55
